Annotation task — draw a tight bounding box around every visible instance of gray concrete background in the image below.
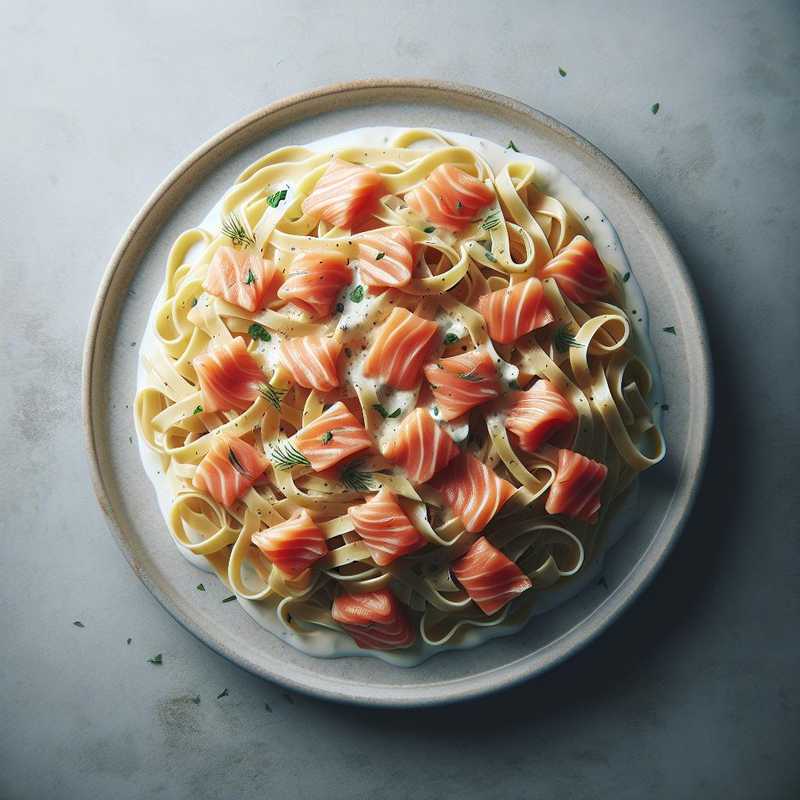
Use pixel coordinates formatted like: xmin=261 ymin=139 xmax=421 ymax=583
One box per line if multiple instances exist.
xmin=1 ymin=1 xmax=798 ymax=798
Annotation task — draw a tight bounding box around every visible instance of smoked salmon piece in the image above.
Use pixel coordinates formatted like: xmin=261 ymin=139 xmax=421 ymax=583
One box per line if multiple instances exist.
xmin=452 ymin=536 xmax=532 ymax=615
xmin=356 ymin=226 xmax=416 ymax=289
xmin=301 ymin=158 xmax=384 ymax=230
xmin=277 ymin=251 xmax=352 ymax=318
xmin=279 ymin=334 xmax=342 ymax=393
xmin=382 ymin=408 xmax=459 ymax=484
xmin=192 ymin=435 xmax=268 ymax=508
xmin=202 ymin=245 xmax=278 ymax=313
xmin=193 ymin=337 xmax=264 ymax=412
xmin=477 ymin=277 xmax=554 ymax=344
xmin=362 ymin=307 xmax=439 ymax=390
xmin=505 ymin=380 xmax=577 ymax=454
xmin=540 ymin=235 xmax=610 ymax=304
xmin=331 ymin=589 xmax=416 ymax=650
xmin=429 ymin=452 xmax=515 ymax=533
xmin=545 ymin=449 xmax=608 ymax=523
xmin=292 ymin=401 xmax=372 ymax=472
xmin=405 ymin=163 xmax=495 ymax=231
xmin=423 ymin=349 xmax=500 ymax=421
xmin=251 ymin=509 xmax=327 ymax=578
xmin=348 ymin=488 xmax=427 ymax=565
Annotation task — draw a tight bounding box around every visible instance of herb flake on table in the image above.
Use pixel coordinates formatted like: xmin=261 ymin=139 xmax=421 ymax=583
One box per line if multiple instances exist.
xmin=506 ymin=140 xmax=520 ymax=152
xmin=663 ymin=326 xmax=677 ymax=335
xmin=147 ymin=654 xmax=163 ymax=665
xmin=651 ymin=102 xmax=660 ymax=115
xmin=222 ymin=595 xmax=237 ymax=603
xmin=73 ymin=621 xmax=84 ymax=628
xmin=558 ymin=67 xmax=567 ymax=77
xmin=217 ymin=688 xmax=229 ymax=699
xmin=196 ymin=583 xmax=205 ymax=591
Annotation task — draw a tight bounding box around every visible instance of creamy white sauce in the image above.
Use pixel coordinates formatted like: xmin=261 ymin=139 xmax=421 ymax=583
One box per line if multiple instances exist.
xmin=136 ymin=127 xmax=664 ymax=666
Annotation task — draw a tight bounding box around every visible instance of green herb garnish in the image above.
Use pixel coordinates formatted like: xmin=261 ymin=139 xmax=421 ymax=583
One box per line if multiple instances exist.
xmin=651 ymin=102 xmax=660 ymax=115
xmin=663 ymin=326 xmax=677 ymax=335
xmin=191 ymin=297 xmax=198 ymax=307
xmin=270 ymin=441 xmax=311 ymax=470
xmin=222 ymin=595 xmax=237 ymax=603
xmin=245 ymin=269 xmax=256 ymax=285
xmin=147 ymin=654 xmax=163 ymax=665
xmin=321 ymin=431 xmax=333 ymax=444
xmin=221 ymin=214 xmax=255 ymax=248
xmin=375 ymin=252 xmax=385 ymax=261
xmin=349 ymin=285 xmax=364 ymax=303
xmin=558 ymin=67 xmax=567 ymax=77
xmin=258 ymin=383 xmax=285 ymax=410
xmin=127 ymin=638 xmax=132 ymax=645
xmin=73 ymin=621 xmax=84 ymax=628
xmin=227 ymin=448 xmax=251 ymax=478
xmin=554 ymin=325 xmax=584 ymax=353
xmin=622 ymin=272 xmax=631 ymax=283
xmin=372 ymin=403 xmax=401 ymax=419
xmin=432 ymin=406 xmax=439 ymax=417
xmin=444 ymin=332 xmax=459 ymax=345
xmin=192 ymin=405 xmax=203 ymax=415
xmin=341 ymin=462 xmax=375 ymax=492
xmin=196 ymin=583 xmax=205 ymax=591
xmin=423 ymin=226 xmax=435 ymax=233
xmin=455 ymin=200 xmax=463 ymax=210
xmin=481 ymin=210 xmax=502 ymax=231
xmin=507 ymin=140 xmax=520 ymax=152
xmin=267 ymin=188 xmax=287 ymax=207
xmin=248 ymin=323 xmax=271 ymax=341
xmin=217 ymin=688 xmax=229 ymax=699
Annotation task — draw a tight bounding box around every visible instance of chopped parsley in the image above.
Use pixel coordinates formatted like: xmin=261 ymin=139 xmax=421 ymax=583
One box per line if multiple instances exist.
xmin=423 ymin=226 xmax=435 ymax=233
xmin=248 ymin=322 xmax=271 ymax=341
xmin=558 ymin=67 xmax=567 ymax=77
xmin=375 ymin=252 xmax=385 ymax=261
xmin=73 ymin=621 xmax=84 ymax=628
xmin=196 ymin=583 xmax=205 ymax=591
xmin=372 ymin=403 xmax=402 ymax=419
xmin=217 ymin=688 xmax=229 ymax=699
xmin=321 ymin=431 xmax=333 ymax=444
xmin=245 ymin=269 xmax=256 ymax=285
xmin=349 ymin=285 xmax=364 ymax=303
xmin=651 ymin=102 xmax=660 ymax=115
xmin=507 ymin=140 xmax=520 ymax=152
xmin=663 ymin=326 xmax=677 ymax=335
xmin=622 ymin=272 xmax=631 ymax=283
xmin=267 ymin=188 xmax=288 ymax=207
xmin=147 ymin=654 xmax=163 ymax=665
xmin=221 ymin=595 xmax=237 ymax=603
xmin=192 ymin=405 xmax=203 ymax=415
xmin=444 ymin=332 xmax=460 ymax=345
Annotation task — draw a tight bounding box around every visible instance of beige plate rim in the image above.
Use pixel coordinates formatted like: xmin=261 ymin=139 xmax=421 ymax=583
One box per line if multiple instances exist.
xmin=82 ymin=79 xmax=713 ymax=707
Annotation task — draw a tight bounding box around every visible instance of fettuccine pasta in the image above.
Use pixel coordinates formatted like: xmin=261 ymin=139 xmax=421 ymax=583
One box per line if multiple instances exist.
xmin=134 ymin=127 xmax=665 ymax=662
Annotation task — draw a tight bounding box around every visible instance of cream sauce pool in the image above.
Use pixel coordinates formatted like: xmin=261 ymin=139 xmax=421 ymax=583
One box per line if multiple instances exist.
xmin=136 ymin=127 xmax=664 ymax=666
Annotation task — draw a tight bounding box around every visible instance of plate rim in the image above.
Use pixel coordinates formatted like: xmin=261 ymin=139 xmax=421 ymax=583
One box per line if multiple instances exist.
xmin=82 ymin=79 xmax=713 ymax=707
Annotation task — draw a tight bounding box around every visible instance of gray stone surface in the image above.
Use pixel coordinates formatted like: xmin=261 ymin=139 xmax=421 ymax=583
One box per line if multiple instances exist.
xmin=1 ymin=1 xmax=797 ymax=798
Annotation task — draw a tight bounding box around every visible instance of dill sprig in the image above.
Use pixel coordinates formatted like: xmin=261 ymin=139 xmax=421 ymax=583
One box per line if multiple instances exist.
xmin=481 ymin=210 xmax=502 ymax=231
xmin=228 ymin=448 xmax=252 ymax=478
xmin=553 ymin=325 xmax=584 ymax=353
xmin=258 ymin=383 xmax=285 ymax=410
xmin=221 ymin=214 xmax=255 ymax=248
xmin=270 ymin=441 xmax=310 ymax=470
xmin=341 ymin=462 xmax=375 ymax=492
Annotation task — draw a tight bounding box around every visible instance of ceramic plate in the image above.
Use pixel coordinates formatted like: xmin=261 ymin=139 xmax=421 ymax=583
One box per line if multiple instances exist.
xmin=83 ymin=80 xmax=712 ymax=707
